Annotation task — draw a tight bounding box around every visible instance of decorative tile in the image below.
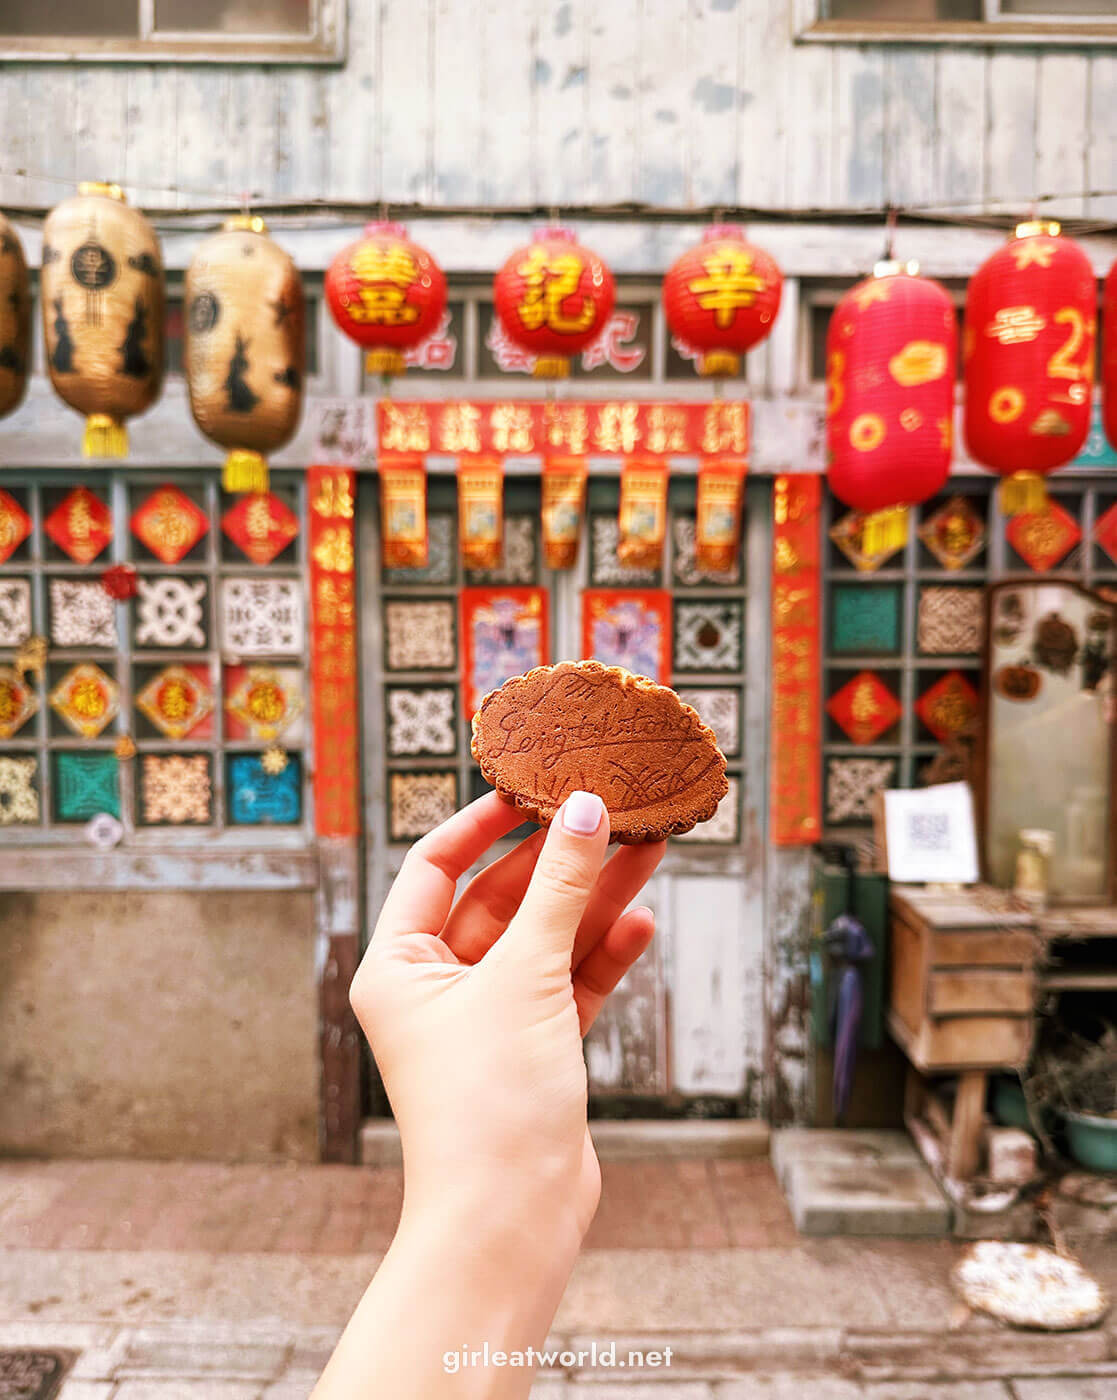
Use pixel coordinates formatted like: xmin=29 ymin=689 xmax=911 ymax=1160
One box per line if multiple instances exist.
xmin=220 ymin=577 xmax=304 ymax=656
xmin=141 ymin=753 xmax=212 ymax=824
xmin=131 ymin=485 xmax=210 ymax=564
xmin=1007 ymin=500 xmax=1082 ymax=573
xmin=0 ymin=488 xmax=32 ymax=564
xmin=0 ymin=579 xmax=32 ymax=647
xmin=222 ymin=492 xmax=299 ymax=564
xmin=830 ymin=584 xmax=901 ymax=656
xmin=389 ymin=770 xmax=458 ymax=841
xmin=829 ymin=509 xmax=906 ymax=573
xmin=49 ymin=662 xmax=119 ymax=738
xmin=916 ymin=670 xmax=979 ymax=743
xmin=674 ymin=686 xmax=741 ymax=757
xmin=385 ymin=599 xmax=456 ymax=671
xmin=827 ymin=671 xmax=901 ymax=745
xmin=673 ymin=599 xmax=744 ymax=672
xmin=672 ymin=515 xmax=740 ymax=586
xmin=461 ymin=586 xmax=549 ymax=715
xmin=582 ymin=589 xmax=672 ymax=683
xmin=918 ymin=587 xmax=984 ymax=655
xmin=54 ymin=751 xmax=120 ymax=821
xmin=136 ymin=577 xmax=207 ymax=648
xmin=136 ymin=664 xmax=213 ymax=740
xmin=465 ymin=515 xmax=537 ymax=584
xmin=0 ymin=666 xmax=38 ymax=738
xmin=0 ymin=754 xmax=38 ymax=825
xmin=590 ymin=516 xmax=659 ymax=586
xmin=1094 ymin=500 xmax=1117 ymax=564
xmin=826 ymin=756 xmax=897 ymax=824
xmin=918 ymin=495 xmax=986 ymax=571
xmin=383 ymin=513 xmax=455 ymax=585
xmin=44 ymin=486 xmax=113 ymax=564
xmin=386 ymin=685 xmax=458 ymax=757
xmin=49 ymin=579 xmax=117 ymax=648
xmin=225 ymin=665 xmax=305 ymax=742
xmin=673 ymin=775 xmax=740 ymax=844
xmin=227 ymin=752 xmax=302 ymax=825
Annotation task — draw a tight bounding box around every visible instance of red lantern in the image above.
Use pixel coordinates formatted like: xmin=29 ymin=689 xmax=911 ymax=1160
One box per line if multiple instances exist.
xmin=1103 ymin=258 xmax=1117 ymax=453
xmin=492 ymin=227 xmax=615 ymax=379
xmin=964 ymin=221 xmax=1095 ymax=513
xmin=663 ymin=224 xmax=782 ymax=377
xmin=826 ymin=262 xmax=957 ymax=554
xmin=325 ymin=221 xmax=447 ymax=377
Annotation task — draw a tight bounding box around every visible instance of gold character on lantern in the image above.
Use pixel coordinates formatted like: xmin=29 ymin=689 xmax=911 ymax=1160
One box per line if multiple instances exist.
xmin=348 ymin=244 xmax=420 ymax=325
xmin=515 ymin=248 xmax=595 ymax=335
xmin=986 ymin=306 xmax=1046 ymax=346
xmin=687 ymin=245 xmax=766 ymax=326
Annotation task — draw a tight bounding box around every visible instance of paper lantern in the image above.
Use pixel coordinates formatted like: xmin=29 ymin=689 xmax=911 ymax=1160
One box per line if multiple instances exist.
xmin=1103 ymin=258 xmax=1117 ymax=453
xmin=826 ymin=261 xmax=956 ymax=554
xmin=663 ymin=224 xmax=782 ymax=377
xmin=184 ymin=215 xmax=305 ymax=493
xmin=41 ymin=182 xmax=164 ymax=457
xmin=493 ymin=227 xmax=615 ymax=379
xmin=964 ymin=221 xmax=1095 ymax=513
xmin=325 ymin=221 xmax=446 ymax=377
xmin=0 ymin=214 xmax=30 ymax=421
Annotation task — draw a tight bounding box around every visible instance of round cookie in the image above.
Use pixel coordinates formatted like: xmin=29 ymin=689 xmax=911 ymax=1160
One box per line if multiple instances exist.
xmin=470 ymin=660 xmax=728 ymax=843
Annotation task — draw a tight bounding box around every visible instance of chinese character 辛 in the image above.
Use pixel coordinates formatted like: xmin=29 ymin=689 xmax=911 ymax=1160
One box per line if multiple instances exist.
xmin=593 ymin=402 xmax=641 ymax=453
xmin=489 ymin=403 xmax=535 ymax=454
xmin=687 ymin=246 xmax=766 ymax=327
xmin=515 ymin=248 xmax=596 ymax=335
xmin=348 ymin=243 xmax=420 ymax=325
xmin=438 ymin=402 xmax=483 ymax=454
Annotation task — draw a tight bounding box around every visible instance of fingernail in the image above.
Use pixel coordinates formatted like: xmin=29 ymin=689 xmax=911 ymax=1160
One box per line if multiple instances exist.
xmin=562 ymin=790 xmax=604 ymax=835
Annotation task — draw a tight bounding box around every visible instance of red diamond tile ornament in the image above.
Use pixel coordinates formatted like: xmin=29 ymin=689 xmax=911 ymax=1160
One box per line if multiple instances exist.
xmin=131 ymin=486 xmax=210 ymax=564
xmin=915 ymin=669 xmax=979 ymax=743
xmin=0 ymin=489 xmax=32 ymax=564
xmin=1006 ymin=500 xmax=1081 ymax=574
xmin=225 ymin=666 xmax=303 ymax=742
xmin=829 ymin=509 xmax=905 ymax=573
xmin=222 ymin=492 xmax=299 ymax=565
xmin=1094 ymin=501 xmax=1117 ymax=566
xmin=49 ymin=662 xmax=120 ymax=738
xmin=826 ymin=670 xmax=902 ymax=745
xmin=918 ymin=495 xmax=985 ymax=571
xmin=45 ymin=487 xmax=113 ymax=564
xmin=136 ymin=664 xmax=213 ymax=740
xmin=0 ymin=665 xmax=39 ymax=738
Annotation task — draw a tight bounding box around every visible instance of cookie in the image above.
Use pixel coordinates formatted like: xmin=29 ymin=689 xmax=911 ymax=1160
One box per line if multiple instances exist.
xmin=470 ymin=660 xmax=729 ymax=843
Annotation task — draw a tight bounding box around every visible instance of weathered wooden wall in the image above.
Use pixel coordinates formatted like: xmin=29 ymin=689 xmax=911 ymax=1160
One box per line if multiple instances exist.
xmin=0 ymin=1 xmax=1112 ymax=219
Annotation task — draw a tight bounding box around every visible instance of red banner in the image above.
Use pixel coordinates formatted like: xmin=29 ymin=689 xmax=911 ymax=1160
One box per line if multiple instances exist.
xmin=618 ymin=458 xmax=668 ymax=570
xmin=541 ymin=455 xmax=587 ymax=569
xmin=309 ymin=466 xmax=360 ymax=838
xmin=377 ymin=399 xmax=750 ymax=458
xmin=379 ymin=453 xmax=428 ymax=568
xmin=770 ymin=474 xmax=822 ymax=846
xmin=457 ymin=455 xmax=504 ymax=570
xmin=696 ymin=457 xmax=747 ymax=572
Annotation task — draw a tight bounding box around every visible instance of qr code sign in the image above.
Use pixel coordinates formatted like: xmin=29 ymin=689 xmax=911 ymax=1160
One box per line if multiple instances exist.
xmin=907 ymin=810 xmax=951 ymax=853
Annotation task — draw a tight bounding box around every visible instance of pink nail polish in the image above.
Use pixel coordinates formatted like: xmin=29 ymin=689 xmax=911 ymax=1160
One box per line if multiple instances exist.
xmin=562 ymin=790 xmax=603 ymax=835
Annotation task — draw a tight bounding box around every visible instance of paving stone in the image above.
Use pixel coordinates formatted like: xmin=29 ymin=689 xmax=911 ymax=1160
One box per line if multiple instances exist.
xmin=783 ymin=1161 xmax=950 ymax=1238
xmin=865 ymin=1385 xmax=1011 ymax=1398
xmin=713 ymin=1380 xmax=860 ymax=1399
xmin=113 ymin=1385 xmax=262 ymax=1399
xmin=771 ymin=1131 xmax=920 ymax=1191
xmin=260 ymin=1371 xmax=322 ymax=1399
xmin=1011 ymin=1384 xmax=1117 ymax=1400
xmin=844 ymin=1329 xmax=1110 ymax=1381
xmin=56 ymin=1385 xmax=117 ymax=1400
xmin=566 ymin=1330 xmax=843 ymax=1377
xmin=568 ymin=1385 xmax=712 ymax=1397
xmin=116 ymin=1336 xmax=286 ymax=1379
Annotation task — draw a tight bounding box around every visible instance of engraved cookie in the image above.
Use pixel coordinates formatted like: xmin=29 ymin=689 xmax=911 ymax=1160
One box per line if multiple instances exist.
xmin=470 ymin=659 xmax=729 ymax=843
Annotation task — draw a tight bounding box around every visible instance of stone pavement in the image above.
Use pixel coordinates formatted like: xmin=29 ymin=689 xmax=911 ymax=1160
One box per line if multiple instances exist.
xmin=0 ymin=1158 xmax=1114 ymax=1398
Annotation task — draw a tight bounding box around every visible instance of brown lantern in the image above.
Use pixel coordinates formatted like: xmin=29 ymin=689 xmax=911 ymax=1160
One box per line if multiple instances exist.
xmin=41 ymin=182 xmax=164 ymax=457
xmin=184 ymin=215 xmax=305 ymax=493
xmin=0 ymin=214 xmax=30 ymax=422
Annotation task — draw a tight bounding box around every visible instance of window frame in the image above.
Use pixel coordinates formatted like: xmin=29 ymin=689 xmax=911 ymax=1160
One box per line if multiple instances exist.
xmin=793 ymin=0 xmax=1117 ymax=44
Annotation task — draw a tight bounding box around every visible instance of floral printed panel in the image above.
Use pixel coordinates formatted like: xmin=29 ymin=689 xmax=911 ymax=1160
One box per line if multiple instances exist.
xmin=918 ymin=587 xmax=984 ymax=655
xmin=227 ymin=752 xmax=302 ymax=825
xmin=589 ymin=516 xmax=660 ymax=587
xmin=673 ymin=775 xmax=740 ymax=844
xmin=141 ymin=753 xmax=213 ymax=825
xmin=383 ymin=513 xmax=455 ymax=585
xmin=389 ymin=770 xmax=458 ymax=841
xmin=385 ymin=599 xmax=457 ymax=671
xmin=53 ymin=751 xmax=120 ymax=821
xmin=0 ymin=579 xmax=31 ymax=648
xmin=135 ymin=578 xmax=207 ymax=649
xmin=465 ymin=515 xmax=537 ymax=585
xmin=582 ymin=590 xmax=672 ymax=683
xmin=49 ymin=579 xmax=118 ymax=649
xmin=461 ymin=587 xmax=549 ymax=716
xmin=224 ymin=665 xmax=305 ymax=743
xmin=674 ymin=686 xmax=741 ymax=758
xmin=220 ymin=577 xmax=304 ymax=656
xmin=826 ymin=757 xmax=897 ymax=825
xmin=0 ymin=754 xmax=38 ymax=825
xmin=672 ymin=515 xmax=740 ymax=587
xmin=673 ymin=599 xmax=744 ymax=673
xmin=385 ymin=685 xmax=458 ymax=757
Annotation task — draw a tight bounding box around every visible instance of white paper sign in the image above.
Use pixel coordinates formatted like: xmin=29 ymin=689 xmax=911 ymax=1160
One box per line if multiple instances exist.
xmin=883 ymin=781 xmax=979 ymax=885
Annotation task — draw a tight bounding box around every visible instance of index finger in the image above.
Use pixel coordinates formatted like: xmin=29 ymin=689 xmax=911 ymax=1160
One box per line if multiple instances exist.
xmin=374 ymin=791 xmax=527 ymax=941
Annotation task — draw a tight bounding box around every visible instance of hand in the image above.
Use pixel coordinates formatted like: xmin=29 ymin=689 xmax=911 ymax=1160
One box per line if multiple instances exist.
xmin=350 ymin=790 xmax=665 ymax=1243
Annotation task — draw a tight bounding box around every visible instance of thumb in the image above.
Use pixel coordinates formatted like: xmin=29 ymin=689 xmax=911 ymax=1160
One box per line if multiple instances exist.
xmin=502 ymin=791 xmax=610 ymax=966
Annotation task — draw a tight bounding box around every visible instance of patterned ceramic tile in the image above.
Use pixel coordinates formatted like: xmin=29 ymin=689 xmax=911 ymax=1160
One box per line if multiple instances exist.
xmin=135 ymin=665 xmax=213 ymax=740
xmin=383 ymin=512 xmax=455 ymax=585
xmin=826 ymin=756 xmax=897 ymax=824
xmin=916 ymin=670 xmax=979 ymax=743
xmin=135 ymin=577 xmax=207 ymax=648
xmin=673 ymin=599 xmax=744 ymax=672
xmin=389 ymin=770 xmax=458 ymax=841
xmin=141 ymin=753 xmax=212 ymax=824
xmin=131 ymin=485 xmax=210 ymax=564
xmin=227 ymin=752 xmax=302 ymax=825
xmin=830 ymin=584 xmax=902 ymax=656
xmin=827 ymin=671 xmax=902 ymax=745
xmin=220 ymin=577 xmax=304 ymax=656
xmin=674 ymin=686 xmax=741 ymax=757
xmin=222 ymin=492 xmax=299 ymax=564
xmin=590 ymin=516 xmax=659 ymax=586
xmin=53 ymin=751 xmax=119 ymax=821
xmin=0 ymin=579 xmax=31 ymax=648
xmin=385 ymin=599 xmax=456 ymax=671
xmin=0 ymin=666 xmax=38 ymax=739
xmin=673 ymin=775 xmax=740 ymax=844
xmin=918 ymin=587 xmax=984 ymax=655
xmin=0 ymin=754 xmax=38 ymax=825
xmin=672 ymin=515 xmax=740 ymax=586
xmin=49 ymin=663 xmax=119 ymax=738
xmin=225 ymin=665 xmax=305 ymax=742
xmin=386 ymin=686 xmax=458 ymax=757
xmin=466 ymin=515 xmax=537 ymax=585
xmin=918 ymin=494 xmax=986 ymax=571
xmin=49 ymin=579 xmax=117 ymax=648
xmin=1007 ymin=500 xmax=1082 ymax=573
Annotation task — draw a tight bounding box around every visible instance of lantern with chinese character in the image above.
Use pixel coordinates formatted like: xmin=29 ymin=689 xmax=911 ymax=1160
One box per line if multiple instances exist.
xmin=827 ymin=261 xmax=956 ymax=555
xmin=663 ymin=224 xmax=782 ymax=377
xmin=324 ymin=221 xmax=446 ymax=377
xmin=41 ymin=182 xmax=164 ymax=457
xmin=1103 ymin=257 xmax=1117 ymax=453
xmin=492 ymin=227 xmax=615 ymax=379
xmin=184 ymin=216 xmax=305 ymax=493
xmin=0 ymin=214 xmax=30 ymax=422
xmin=964 ymin=221 xmax=1095 ymax=513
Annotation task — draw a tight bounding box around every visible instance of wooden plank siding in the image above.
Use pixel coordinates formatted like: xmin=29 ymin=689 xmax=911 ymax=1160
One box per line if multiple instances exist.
xmin=0 ymin=4 xmax=1112 ymax=220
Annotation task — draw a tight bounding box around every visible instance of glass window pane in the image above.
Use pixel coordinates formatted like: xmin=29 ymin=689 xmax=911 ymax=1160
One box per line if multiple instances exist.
xmin=154 ymin=0 xmax=311 ymax=33
xmin=827 ymin=0 xmax=981 ymax=17
xmin=1001 ymin=0 xmax=1117 ymax=12
xmin=0 ymin=0 xmax=136 ymax=37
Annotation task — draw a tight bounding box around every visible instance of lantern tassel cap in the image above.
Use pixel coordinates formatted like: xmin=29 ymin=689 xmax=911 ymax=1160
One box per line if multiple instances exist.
xmin=700 ymin=350 xmax=740 ymax=378
xmin=860 ymin=505 xmax=910 ymax=558
xmin=1000 ymin=471 xmax=1048 ymax=516
xmin=366 ymin=348 xmax=405 ymax=377
xmin=532 ymin=354 xmax=571 ymax=379
xmin=223 ymin=449 xmax=269 ymax=494
xmin=82 ymin=414 xmax=128 ymax=459
xmin=1014 ymin=220 xmax=1061 ymax=240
